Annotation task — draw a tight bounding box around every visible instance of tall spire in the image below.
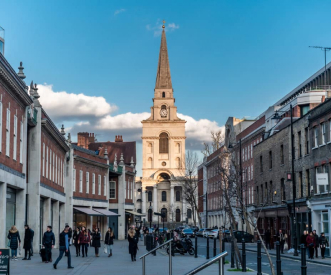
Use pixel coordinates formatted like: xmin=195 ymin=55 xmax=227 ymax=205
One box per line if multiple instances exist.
xmin=155 ymin=21 xmax=172 ymax=89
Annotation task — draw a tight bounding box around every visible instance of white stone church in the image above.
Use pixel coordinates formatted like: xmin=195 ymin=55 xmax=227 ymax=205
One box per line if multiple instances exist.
xmin=135 ymin=25 xmax=193 ymax=226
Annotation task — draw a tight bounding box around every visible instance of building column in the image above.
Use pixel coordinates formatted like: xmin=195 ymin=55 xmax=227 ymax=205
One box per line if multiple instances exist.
xmin=43 ymin=198 xmax=51 ymax=231
xmin=170 ymin=186 xmax=174 ymax=207
xmin=0 ymin=182 xmax=7 ymax=249
xmin=153 ymin=184 xmax=158 ymax=222
xmin=182 ymin=199 xmax=186 ymax=222
xmin=59 ymin=203 xmax=65 ymax=232
xmin=52 ymin=201 xmax=60 ymax=248
xmin=142 ymin=187 xmax=146 ymax=215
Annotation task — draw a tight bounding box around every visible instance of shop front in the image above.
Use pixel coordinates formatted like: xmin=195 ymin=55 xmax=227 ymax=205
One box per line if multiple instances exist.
xmin=6 ymin=187 xmax=16 ymax=235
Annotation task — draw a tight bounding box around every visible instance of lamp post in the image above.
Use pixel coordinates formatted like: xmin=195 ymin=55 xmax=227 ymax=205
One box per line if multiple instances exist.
xmin=272 ymin=104 xmax=298 ymax=256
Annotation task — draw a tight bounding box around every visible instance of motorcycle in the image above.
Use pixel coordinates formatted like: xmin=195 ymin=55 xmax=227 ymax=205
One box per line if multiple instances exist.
xmin=166 ymin=236 xmax=195 ymax=255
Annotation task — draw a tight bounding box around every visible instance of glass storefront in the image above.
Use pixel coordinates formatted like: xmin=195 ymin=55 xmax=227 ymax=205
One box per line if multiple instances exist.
xmin=73 ymin=211 xmax=87 ymax=229
xmin=6 ymin=187 xmax=16 ymax=235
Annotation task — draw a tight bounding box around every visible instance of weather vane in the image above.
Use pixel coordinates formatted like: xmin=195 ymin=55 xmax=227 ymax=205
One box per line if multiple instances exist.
xmin=162 ymin=20 xmax=166 ymax=29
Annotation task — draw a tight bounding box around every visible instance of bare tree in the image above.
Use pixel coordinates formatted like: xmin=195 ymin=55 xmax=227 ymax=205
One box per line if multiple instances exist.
xmin=201 ymin=130 xmax=224 ymax=157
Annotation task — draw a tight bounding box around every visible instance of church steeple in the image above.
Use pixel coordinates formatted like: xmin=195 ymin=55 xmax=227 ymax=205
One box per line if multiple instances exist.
xmin=155 ymin=23 xmax=172 ymax=90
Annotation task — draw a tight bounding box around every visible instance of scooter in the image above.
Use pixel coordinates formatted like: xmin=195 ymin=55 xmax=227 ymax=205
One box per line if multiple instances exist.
xmin=166 ymin=236 xmax=195 ymax=255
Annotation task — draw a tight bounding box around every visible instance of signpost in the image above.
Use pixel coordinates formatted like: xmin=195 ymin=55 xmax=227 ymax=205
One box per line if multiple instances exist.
xmin=0 ymin=249 xmax=10 ymax=275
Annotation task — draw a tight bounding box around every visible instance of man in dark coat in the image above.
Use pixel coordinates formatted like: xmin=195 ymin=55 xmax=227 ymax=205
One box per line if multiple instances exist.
xmin=313 ymin=230 xmax=319 ymax=258
xmin=53 ymin=227 xmax=74 ymax=269
xmin=265 ymin=229 xmax=271 ymax=250
xmin=23 ymin=225 xmax=32 ymax=260
xmin=43 ymin=225 xmax=55 ymax=263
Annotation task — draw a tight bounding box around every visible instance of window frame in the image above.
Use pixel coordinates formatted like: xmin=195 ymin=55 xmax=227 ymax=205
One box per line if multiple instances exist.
xmin=86 ymin=172 xmax=89 ymax=194
xmin=109 ymin=181 xmax=116 ymax=199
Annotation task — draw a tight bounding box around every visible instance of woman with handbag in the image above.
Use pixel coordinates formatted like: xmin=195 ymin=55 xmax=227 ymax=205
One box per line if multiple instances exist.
xmin=319 ymin=232 xmax=329 ymax=259
xmin=73 ymin=227 xmax=80 ymax=257
xmin=306 ymin=232 xmax=315 ymax=259
xmin=91 ymin=228 xmax=101 ymax=257
xmin=78 ymin=226 xmax=90 ymax=257
xmin=8 ymin=225 xmax=21 ymax=260
xmin=105 ymin=227 xmax=115 ymax=257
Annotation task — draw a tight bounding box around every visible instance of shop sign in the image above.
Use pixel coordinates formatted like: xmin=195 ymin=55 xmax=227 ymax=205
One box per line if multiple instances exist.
xmin=265 ymin=211 xmax=277 ymax=217
xmin=0 ymin=249 xmax=10 ymax=275
xmin=316 ymin=173 xmax=329 ymax=186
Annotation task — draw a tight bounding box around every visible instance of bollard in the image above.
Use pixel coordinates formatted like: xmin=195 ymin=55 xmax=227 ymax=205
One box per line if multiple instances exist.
xmin=195 ymin=236 xmax=198 ymax=258
xmin=206 ymin=236 xmax=210 ymax=259
xmin=213 ymin=237 xmax=217 ymax=257
xmin=276 ymin=241 xmax=282 ymax=275
xmin=257 ymin=240 xmax=262 ymax=275
xmin=222 ymin=238 xmax=225 ymax=265
xmin=242 ymin=238 xmax=246 ymax=272
xmin=301 ymin=244 xmax=307 ymax=275
xmin=231 ymin=238 xmax=235 ymax=268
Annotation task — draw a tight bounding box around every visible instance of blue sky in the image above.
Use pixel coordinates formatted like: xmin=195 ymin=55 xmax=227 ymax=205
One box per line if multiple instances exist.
xmin=1 ymin=0 xmax=331 ymax=173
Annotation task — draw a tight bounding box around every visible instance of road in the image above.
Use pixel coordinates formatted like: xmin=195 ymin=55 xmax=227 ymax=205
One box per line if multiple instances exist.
xmin=194 ymin=237 xmax=330 ymax=275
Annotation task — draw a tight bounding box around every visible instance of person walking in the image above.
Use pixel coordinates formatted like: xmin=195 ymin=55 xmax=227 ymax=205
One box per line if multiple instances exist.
xmin=313 ymin=230 xmax=319 ymax=258
xmin=22 ymin=225 xmax=33 ymax=260
xmin=135 ymin=226 xmax=141 ymax=244
xmin=319 ymin=232 xmax=329 ymax=259
xmin=276 ymin=229 xmax=285 ymax=254
xmin=92 ymin=228 xmax=101 ymax=257
xmin=78 ymin=226 xmax=90 ymax=257
xmin=53 ymin=227 xmax=74 ymax=269
xmin=105 ymin=227 xmax=115 ymax=257
xmin=128 ymin=227 xmax=138 ymax=262
xmin=265 ymin=229 xmax=271 ymax=250
xmin=29 ymin=227 xmax=34 ymax=256
xmin=7 ymin=225 xmax=21 ymax=260
xmin=306 ymin=232 xmax=315 ymax=259
xmin=42 ymin=226 xmax=55 ymax=263
xmin=73 ymin=228 xmax=80 ymax=257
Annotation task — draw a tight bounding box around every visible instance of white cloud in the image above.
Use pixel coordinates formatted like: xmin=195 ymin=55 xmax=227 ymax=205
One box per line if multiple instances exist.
xmin=114 ymin=9 xmax=126 ymax=16
xmin=146 ymin=20 xmax=180 ymax=36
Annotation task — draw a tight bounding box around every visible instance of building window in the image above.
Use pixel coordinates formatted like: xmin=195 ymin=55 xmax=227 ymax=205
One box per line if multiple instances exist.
xmin=20 ymin=121 xmax=23 ymax=163
xmin=98 ymin=175 xmax=101 ymax=195
xmin=280 ymin=145 xmax=284 ymax=164
xmin=148 ymin=191 xmax=152 ymax=202
xmin=248 ymin=166 xmax=251 ymax=181
xmin=176 ymin=143 xmax=180 ymax=153
xmin=79 ymin=170 xmax=83 ymax=193
xmin=251 ymin=165 xmax=253 ymax=179
xmin=176 ymin=190 xmax=180 ymax=201
xmin=109 ymin=181 xmax=116 ymax=199
xmin=261 ymin=184 xmax=263 ymax=204
xmin=46 ymin=147 xmax=49 ymax=178
xmin=314 ymin=127 xmax=319 ymax=148
xmin=162 ymin=92 xmax=165 ymax=98
xmin=159 ymin=132 xmax=169 ymax=153
xmin=265 ymin=182 xmax=268 ymax=203
xmin=329 ymin=120 xmax=331 ymax=142
xmin=269 ymin=151 xmax=272 ymax=169
xmin=86 ymin=172 xmax=89 ymax=193
xmin=161 ymin=208 xmax=167 ymax=222
xmin=299 ymin=172 xmax=303 ymax=198
xmin=137 ymin=209 xmax=142 ymax=213
xmin=49 ymin=150 xmax=52 ymax=180
xmin=317 ymin=166 xmax=328 ymax=194
xmin=176 ymin=209 xmax=181 ymax=222
xmin=42 ymin=143 xmax=45 ymax=176
xmin=270 ymin=181 xmax=273 ymax=202
xmin=0 ymin=101 xmax=2 ymax=152
xmin=6 ymin=108 xmax=10 ymax=156
xmin=298 ymin=131 xmax=302 ymax=158
xmin=260 ymin=156 xmax=263 ymax=173
xmin=148 ymin=209 xmax=153 ymax=222
xmin=55 ymin=155 xmax=57 ymax=184
xmin=306 ymin=169 xmax=310 ymax=197
xmin=256 ymin=186 xmax=259 ymax=205
xmin=104 ymin=176 xmax=107 ymax=196
xmin=92 ymin=173 xmax=95 ymax=194
xmin=53 ymin=153 xmax=55 ymax=182
xmin=251 ymin=144 xmax=253 ymax=158
xmin=305 ymin=127 xmax=309 ymax=154
xmin=73 ymin=169 xmax=76 ymax=191
xmin=281 ymin=178 xmax=285 ymax=201
xmin=321 ymin=123 xmax=326 ymax=145
xmin=162 ymin=191 xmax=167 ymax=201
xmin=187 ymin=209 xmax=192 ymax=219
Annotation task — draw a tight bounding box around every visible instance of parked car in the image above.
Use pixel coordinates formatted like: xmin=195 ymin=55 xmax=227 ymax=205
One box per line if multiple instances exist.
xmin=196 ymin=228 xmax=207 ymax=237
xmin=203 ymin=229 xmax=214 ymax=238
xmin=181 ymin=228 xmax=195 ymax=238
xmin=206 ymin=229 xmax=220 ymax=239
xmin=190 ymin=226 xmax=199 ymax=232
xmin=224 ymin=231 xmax=254 ymax=243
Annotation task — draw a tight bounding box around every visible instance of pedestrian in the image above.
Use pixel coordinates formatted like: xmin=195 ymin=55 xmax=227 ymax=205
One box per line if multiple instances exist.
xmin=300 ymin=230 xmax=308 ymax=256
xmin=22 ymin=225 xmax=33 ymax=260
xmin=68 ymin=226 xmax=73 ymax=245
xmin=73 ymin=227 xmax=80 ymax=257
xmin=7 ymin=225 xmax=21 ymax=260
xmin=42 ymin=225 xmax=55 ymax=263
xmin=135 ymin=226 xmax=141 ymax=243
xmin=78 ymin=226 xmax=90 ymax=257
xmin=53 ymin=227 xmax=74 ymax=270
xmin=313 ymin=230 xmax=319 ymax=258
xmin=265 ymin=229 xmax=271 ymax=250
xmin=319 ymin=232 xmax=329 ymax=259
xmin=128 ymin=227 xmax=138 ymax=262
xmin=105 ymin=227 xmax=115 ymax=257
xmin=306 ymin=232 xmax=315 ymax=259
xmin=92 ymin=228 xmax=101 ymax=257
xmin=29 ymin=227 xmax=34 ymax=256
xmin=276 ymin=229 xmax=285 ymax=254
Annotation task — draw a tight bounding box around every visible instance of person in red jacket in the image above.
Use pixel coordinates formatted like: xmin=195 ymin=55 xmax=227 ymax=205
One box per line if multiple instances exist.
xmin=306 ymin=232 xmax=315 ymax=259
xmin=78 ymin=226 xmax=90 ymax=257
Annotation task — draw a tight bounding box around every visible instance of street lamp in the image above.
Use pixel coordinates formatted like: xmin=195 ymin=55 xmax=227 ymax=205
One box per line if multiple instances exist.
xmin=272 ymin=104 xmax=298 ymax=256
xmin=145 ymin=190 xmax=153 ymax=230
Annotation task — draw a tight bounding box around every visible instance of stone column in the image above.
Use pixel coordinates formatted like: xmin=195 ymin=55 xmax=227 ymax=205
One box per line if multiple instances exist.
xmin=141 ymin=187 xmax=146 ymax=215
xmin=170 ymin=186 xmax=174 ymax=207
xmin=153 ymin=184 xmax=158 ymax=222
xmin=43 ymin=198 xmax=51 ymax=231
xmin=52 ymin=201 xmax=60 ymax=248
xmin=182 ymin=199 xmax=186 ymax=222
xmin=0 ymin=182 xmax=7 ymax=248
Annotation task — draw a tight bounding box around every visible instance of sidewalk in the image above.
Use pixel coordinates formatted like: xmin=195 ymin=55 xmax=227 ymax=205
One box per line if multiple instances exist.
xmin=237 ymin=243 xmax=331 ymax=266
xmin=9 ymin=240 xmax=256 ymax=275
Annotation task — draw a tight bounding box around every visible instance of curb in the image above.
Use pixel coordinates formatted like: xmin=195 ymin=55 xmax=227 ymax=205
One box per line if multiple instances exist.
xmin=243 ymin=248 xmax=331 ymax=267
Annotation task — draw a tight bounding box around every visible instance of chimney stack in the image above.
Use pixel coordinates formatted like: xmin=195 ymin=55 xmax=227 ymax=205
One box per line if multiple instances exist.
xmin=115 ymin=135 xmax=123 ymax=142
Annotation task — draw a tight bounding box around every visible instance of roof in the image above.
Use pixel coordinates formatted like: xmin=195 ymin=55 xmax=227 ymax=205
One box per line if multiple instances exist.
xmin=72 ymin=144 xmax=98 ymax=156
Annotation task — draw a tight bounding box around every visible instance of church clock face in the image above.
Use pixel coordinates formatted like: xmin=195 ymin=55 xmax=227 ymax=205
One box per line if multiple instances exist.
xmin=160 ymin=109 xmax=168 ymax=117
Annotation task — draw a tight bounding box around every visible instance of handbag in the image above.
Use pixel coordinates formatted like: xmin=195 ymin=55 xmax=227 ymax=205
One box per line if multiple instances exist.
xmin=284 ymin=242 xmax=288 ymax=250
xmin=104 ymin=246 xmax=107 ymax=254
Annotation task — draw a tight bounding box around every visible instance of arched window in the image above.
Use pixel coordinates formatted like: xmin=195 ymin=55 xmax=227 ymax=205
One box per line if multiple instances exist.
xmin=176 ymin=209 xmax=181 ymax=222
xmin=162 ymin=191 xmax=167 ymax=201
xmin=148 ymin=143 xmax=153 ymax=153
xmin=176 ymin=157 xmax=180 ymax=168
xmin=161 ymin=208 xmax=167 ymax=222
xmin=176 ymin=190 xmax=180 ymax=201
xmin=148 ymin=209 xmax=152 ymax=222
xmin=159 ymin=132 xmax=169 ymax=153
xmin=176 ymin=143 xmax=180 ymax=153
xmin=162 ymin=92 xmax=165 ymax=98
xmin=148 ymin=191 xmax=152 ymax=202
xmin=187 ymin=209 xmax=192 ymax=219
xmin=137 ymin=209 xmax=142 ymax=213
xmin=148 ymin=157 xmax=153 ymax=168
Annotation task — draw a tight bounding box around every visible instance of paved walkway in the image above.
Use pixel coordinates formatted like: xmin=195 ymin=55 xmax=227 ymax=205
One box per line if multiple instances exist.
xmin=10 ymin=240 xmax=259 ymax=275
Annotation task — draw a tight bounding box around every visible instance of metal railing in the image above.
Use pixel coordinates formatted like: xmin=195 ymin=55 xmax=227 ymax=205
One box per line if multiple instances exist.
xmin=184 ymin=251 xmax=228 ymax=275
xmin=140 ymin=238 xmax=173 ymax=275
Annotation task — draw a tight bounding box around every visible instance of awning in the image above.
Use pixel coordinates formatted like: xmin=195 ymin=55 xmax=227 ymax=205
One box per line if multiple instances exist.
xmin=73 ymin=207 xmax=101 ymax=216
xmin=93 ymin=209 xmax=120 ymax=217
xmin=125 ymin=210 xmax=145 ymax=216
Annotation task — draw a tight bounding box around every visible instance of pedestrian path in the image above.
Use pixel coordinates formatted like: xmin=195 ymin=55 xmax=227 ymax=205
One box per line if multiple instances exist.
xmin=10 ymin=240 xmax=258 ymax=275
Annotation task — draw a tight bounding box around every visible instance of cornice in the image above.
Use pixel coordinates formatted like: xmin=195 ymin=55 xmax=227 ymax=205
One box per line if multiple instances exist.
xmin=74 ymin=155 xmax=109 ymax=169
xmin=142 ymin=136 xmax=186 ymax=140
xmin=41 ymin=118 xmax=70 ymax=152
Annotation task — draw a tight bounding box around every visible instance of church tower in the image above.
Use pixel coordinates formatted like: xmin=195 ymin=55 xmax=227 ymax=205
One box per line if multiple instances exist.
xmin=140 ymin=23 xmax=187 ymax=223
